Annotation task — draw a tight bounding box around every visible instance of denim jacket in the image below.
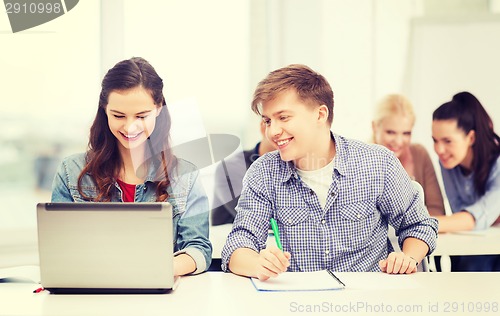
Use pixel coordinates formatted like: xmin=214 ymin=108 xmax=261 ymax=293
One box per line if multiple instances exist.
xmin=51 ymin=152 xmax=212 ymax=274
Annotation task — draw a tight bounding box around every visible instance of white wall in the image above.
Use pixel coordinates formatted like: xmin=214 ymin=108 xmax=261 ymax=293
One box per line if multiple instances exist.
xmin=0 ymin=1 xmax=100 ymax=148
xmin=0 ymin=1 xmax=101 ymax=267
xmin=247 ymin=0 xmax=424 ymax=143
xmin=122 ymin=0 xmax=252 ymax=144
xmin=320 ymin=0 xmax=375 ymax=142
xmin=405 ymin=15 xmax=500 ymax=209
xmin=407 ymin=15 xmax=500 ymax=153
xmin=98 ymin=0 xmax=429 ymax=148
xmin=0 ymin=1 xmax=101 ymax=224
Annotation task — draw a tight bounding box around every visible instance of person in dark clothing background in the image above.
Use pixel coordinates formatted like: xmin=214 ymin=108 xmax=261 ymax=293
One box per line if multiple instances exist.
xmin=211 ymin=121 xmax=276 ymax=225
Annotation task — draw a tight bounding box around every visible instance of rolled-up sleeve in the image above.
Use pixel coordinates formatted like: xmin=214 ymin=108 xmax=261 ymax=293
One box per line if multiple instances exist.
xmin=175 ymin=169 xmax=212 ymax=274
xmin=381 ymin=154 xmax=439 ymax=256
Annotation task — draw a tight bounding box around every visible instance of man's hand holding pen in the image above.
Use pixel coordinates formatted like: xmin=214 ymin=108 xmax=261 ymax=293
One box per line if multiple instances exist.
xmin=255 ymin=245 xmax=291 ymax=281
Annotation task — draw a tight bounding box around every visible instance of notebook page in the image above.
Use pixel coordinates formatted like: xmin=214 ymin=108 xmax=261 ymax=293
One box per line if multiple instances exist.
xmin=251 ymin=270 xmax=345 ymax=292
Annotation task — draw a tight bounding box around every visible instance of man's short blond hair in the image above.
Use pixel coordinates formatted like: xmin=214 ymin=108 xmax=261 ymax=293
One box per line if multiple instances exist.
xmin=251 ymin=64 xmax=334 ymax=125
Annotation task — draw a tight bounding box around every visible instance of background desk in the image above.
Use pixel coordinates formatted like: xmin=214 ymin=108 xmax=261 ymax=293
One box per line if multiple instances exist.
xmin=1 ymin=271 xmax=499 ymax=316
xmin=433 ymin=227 xmax=500 ymax=256
xmin=431 ymin=227 xmax=500 ymax=272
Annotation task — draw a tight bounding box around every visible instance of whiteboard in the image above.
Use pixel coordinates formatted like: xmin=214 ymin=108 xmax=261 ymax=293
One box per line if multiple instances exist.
xmin=405 ymin=15 xmax=500 ymax=154
xmin=404 ymin=15 xmax=500 ymax=211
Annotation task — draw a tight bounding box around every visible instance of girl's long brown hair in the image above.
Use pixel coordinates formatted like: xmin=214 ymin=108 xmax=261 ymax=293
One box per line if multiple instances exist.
xmin=78 ymin=57 xmax=175 ymax=201
xmin=433 ymin=91 xmax=500 ymax=196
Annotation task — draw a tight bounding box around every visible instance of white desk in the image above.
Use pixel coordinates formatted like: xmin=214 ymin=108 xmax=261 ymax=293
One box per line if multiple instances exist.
xmin=430 ymin=227 xmax=500 ymax=272
xmin=1 ymin=271 xmax=499 ymax=316
xmin=433 ymin=227 xmax=500 ymax=256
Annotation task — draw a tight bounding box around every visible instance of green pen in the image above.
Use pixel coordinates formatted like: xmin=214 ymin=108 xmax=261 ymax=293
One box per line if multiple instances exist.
xmin=270 ymin=218 xmax=283 ymax=250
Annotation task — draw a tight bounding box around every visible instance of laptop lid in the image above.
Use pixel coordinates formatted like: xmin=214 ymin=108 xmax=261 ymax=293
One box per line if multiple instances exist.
xmin=36 ymin=202 xmax=176 ymax=294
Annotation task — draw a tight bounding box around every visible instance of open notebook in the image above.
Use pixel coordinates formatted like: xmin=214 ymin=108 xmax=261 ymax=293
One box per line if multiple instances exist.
xmin=251 ymin=270 xmax=345 ymax=292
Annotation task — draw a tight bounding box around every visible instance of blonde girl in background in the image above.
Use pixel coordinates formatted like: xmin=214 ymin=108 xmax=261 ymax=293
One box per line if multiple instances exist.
xmin=372 ymin=94 xmax=445 ymax=216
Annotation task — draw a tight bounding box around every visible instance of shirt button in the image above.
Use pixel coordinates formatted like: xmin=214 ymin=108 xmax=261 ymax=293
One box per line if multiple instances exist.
xmin=143 ymin=187 xmax=147 ymax=191
xmin=356 ymin=214 xmax=361 ymax=219
xmin=321 ymin=219 xmax=326 ymax=224
xmin=330 ymin=192 xmax=335 ymax=196
xmin=287 ymin=218 xmax=293 ymax=225
xmin=325 ymin=250 xmax=330 ymax=255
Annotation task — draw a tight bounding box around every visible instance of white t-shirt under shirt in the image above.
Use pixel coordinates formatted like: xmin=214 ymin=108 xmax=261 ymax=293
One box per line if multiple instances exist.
xmin=296 ymin=158 xmax=335 ymax=209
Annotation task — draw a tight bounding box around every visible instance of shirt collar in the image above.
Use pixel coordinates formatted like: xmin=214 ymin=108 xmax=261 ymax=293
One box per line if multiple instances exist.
xmin=280 ymin=132 xmax=347 ymax=183
xmin=143 ymin=155 xmax=181 ymax=185
xmin=144 ymin=156 xmax=162 ymax=183
xmin=331 ymin=133 xmax=347 ymax=177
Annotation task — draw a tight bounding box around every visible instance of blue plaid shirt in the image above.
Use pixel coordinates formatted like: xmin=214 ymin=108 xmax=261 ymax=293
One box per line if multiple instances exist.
xmin=221 ymin=134 xmax=438 ymax=272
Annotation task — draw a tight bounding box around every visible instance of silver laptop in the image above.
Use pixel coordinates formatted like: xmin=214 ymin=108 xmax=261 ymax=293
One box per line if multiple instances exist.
xmin=36 ymin=202 xmax=178 ymax=294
